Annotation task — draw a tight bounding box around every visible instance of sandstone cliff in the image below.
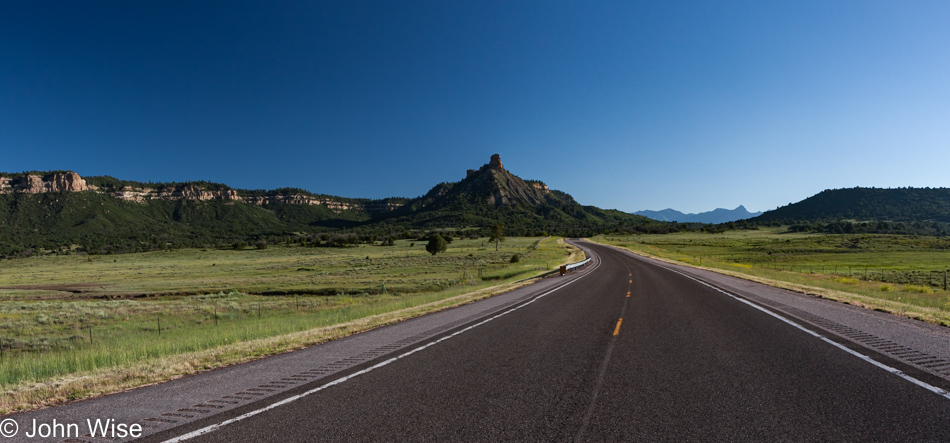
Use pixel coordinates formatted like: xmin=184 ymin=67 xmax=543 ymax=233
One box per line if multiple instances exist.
xmin=0 ymin=171 xmax=402 ymax=214
xmin=0 ymin=172 xmax=92 ymax=194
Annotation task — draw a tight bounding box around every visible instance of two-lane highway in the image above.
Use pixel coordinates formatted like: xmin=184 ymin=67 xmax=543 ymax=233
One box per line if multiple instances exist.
xmin=147 ymin=241 xmax=950 ymax=442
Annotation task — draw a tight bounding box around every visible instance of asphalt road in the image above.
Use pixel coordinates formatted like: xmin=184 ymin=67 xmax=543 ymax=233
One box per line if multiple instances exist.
xmin=149 ymin=241 xmax=950 ymax=442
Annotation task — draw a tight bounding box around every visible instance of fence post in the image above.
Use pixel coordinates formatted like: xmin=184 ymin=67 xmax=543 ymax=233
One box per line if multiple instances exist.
xmin=215 ymin=306 xmax=218 ymax=325
xmin=158 ymin=317 xmax=161 ymax=336
xmin=945 ymin=270 xmax=947 ymax=291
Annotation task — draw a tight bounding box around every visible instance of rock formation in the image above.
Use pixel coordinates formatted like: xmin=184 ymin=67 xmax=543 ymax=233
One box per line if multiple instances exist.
xmin=49 ymin=171 xmax=90 ymax=192
xmin=165 ymin=184 xmax=240 ymax=201
xmin=0 ymin=172 xmax=90 ymax=194
xmin=419 ymin=154 xmax=555 ymax=207
xmin=488 ymin=154 xmax=504 ymax=170
xmin=530 ymin=182 xmax=549 ymax=192
xmin=0 ymin=170 xmax=399 ymax=214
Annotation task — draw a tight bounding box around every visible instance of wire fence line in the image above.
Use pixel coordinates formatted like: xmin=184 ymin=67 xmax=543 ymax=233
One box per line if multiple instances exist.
xmin=762 ymin=264 xmax=949 ymax=290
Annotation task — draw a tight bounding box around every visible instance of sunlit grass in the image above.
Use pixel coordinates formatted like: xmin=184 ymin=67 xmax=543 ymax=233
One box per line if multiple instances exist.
xmin=592 ymin=229 xmax=950 ymax=326
xmin=904 ymin=284 xmax=934 ymax=294
xmin=0 ymin=237 xmax=579 ymax=398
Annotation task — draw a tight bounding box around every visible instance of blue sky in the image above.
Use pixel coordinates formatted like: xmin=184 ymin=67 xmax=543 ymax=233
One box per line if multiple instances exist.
xmin=2 ymin=1 xmax=949 ymax=214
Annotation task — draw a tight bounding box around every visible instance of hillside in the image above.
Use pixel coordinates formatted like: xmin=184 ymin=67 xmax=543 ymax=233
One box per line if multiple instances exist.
xmin=635 ymin=205 xmax=761 ymax=224
xmin=753 ymin=187 xmax=950 ymax=223
xmin=747 ymin=187 xmax=950 ymax=235
xmin=0 ymin=155 xmax=654 ymax=257
xmin=376 ymin=155 xmax=651 ymax=235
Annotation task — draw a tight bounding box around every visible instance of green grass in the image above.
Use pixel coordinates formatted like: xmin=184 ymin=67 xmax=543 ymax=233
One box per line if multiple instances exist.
xmin=592 ymin=228 xmax=950 ymax=323
xmin=0 ymin=237 xmax=579 ymax=396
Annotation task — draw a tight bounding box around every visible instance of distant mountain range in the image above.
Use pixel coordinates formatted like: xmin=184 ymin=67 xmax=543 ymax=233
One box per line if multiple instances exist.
xmin=0 ymin=155 xmax=651 ymax=257
xmin=634 ymin=206 xmax=762 ymax=224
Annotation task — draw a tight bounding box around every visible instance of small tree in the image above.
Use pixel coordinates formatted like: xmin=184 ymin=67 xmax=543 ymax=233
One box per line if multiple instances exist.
xmin=489 ymin=223 xmax=505 ymax=251
xmin=426 ymin=234 xmax=448 ymax=255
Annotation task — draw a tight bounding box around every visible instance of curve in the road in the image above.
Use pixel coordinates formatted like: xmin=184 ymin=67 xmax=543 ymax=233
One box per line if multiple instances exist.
xmin=135 ymin=241 xmax=950 ymax=442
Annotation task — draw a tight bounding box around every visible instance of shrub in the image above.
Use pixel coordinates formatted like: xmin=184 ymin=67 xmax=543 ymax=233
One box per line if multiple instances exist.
xmin=879 ymin=284 xmax=894 ymax=292
xmin=510 ymin=253 xmax=520 ymax=263
xmin=426 ymin=234 xmax=448 ymax=255
xmin=833 ymin=277 xmax=859 ymax=285
xmin=903 ymin=284 xmax=934 ymax=294
xmin=326 ymin=233 xmax=358 ymax=247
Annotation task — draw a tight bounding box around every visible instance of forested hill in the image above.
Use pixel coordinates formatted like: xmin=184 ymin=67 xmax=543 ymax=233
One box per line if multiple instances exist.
xmin=753 ymin=187 xmax=950 ymax=223
xmin=375 ymin=154 xmax=651 ymax=234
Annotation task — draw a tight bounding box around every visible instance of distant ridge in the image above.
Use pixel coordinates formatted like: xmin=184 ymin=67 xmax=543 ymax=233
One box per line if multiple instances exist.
xmin=0 ymin=155 xmax=653 ymax=257
xmin=752 ymin=187 xmax=950 ymax=223
xmin=634 ymin=206 xmax=761 ymax=224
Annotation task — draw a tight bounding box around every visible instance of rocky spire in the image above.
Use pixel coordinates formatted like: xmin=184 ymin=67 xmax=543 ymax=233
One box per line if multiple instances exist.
xmin=488 ymin=154 xmax=504 ymax=171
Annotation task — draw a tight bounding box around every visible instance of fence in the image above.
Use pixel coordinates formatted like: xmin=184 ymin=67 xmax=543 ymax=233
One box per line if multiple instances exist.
xmin=764 ymin=264 xmax=949 ymax=290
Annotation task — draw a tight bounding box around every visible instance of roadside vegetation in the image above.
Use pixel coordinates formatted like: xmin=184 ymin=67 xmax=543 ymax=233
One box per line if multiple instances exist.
xmin=0 ymin=236 xmax=581 ymax=413
xmin=593 ymin=227 xmax=950 ymax=326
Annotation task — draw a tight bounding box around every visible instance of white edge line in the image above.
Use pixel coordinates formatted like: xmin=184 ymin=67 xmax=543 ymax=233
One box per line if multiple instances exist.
xmin=163 ymin=254 xmax=601 ymax=442
xmin=636 ymin=252 xmax=950 ymax=401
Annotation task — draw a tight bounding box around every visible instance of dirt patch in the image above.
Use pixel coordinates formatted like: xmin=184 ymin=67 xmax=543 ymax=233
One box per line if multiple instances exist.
xmin=0 ymin=283 xmax=116 ymax=300
xmin=0 ymin=283 xmax=107 ymax=292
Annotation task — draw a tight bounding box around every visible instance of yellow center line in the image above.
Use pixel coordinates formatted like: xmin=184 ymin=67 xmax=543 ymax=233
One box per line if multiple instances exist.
xmin=626 ymin=291 xmax=631 ymax=298
xmin=629 ymin=279 xmax=632 ymax=283
xmin=613 ymin=318 xmax=623 ymax=336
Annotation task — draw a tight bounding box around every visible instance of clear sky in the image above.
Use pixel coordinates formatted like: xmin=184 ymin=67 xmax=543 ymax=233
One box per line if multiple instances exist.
xmin=2 ymin=1 xmax=949 ymax=214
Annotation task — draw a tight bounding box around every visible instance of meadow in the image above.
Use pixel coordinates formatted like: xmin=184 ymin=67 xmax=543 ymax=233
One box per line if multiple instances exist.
xmin=0 ymin=237 xmax=580 ymax=412
xmin=593 ymin=227 xmax=950 ymax=325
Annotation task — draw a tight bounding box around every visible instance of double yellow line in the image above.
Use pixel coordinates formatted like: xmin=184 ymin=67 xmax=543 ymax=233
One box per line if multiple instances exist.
xmin=615 ymin=269 xmax=632 ymax=336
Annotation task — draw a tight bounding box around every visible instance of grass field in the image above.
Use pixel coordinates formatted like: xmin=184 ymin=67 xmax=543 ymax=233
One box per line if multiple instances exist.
xmin=0 ymin=237 xmax=581 ymax=412
xmin=593 ymin=228 xmax=950 ymax=326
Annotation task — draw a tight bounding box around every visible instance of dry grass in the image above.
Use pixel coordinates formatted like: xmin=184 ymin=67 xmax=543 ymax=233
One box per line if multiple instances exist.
xmin=1 ymin=239 xmax=581 ymax=414
xmin=588 ymin=238 xmax=950 ymax=327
